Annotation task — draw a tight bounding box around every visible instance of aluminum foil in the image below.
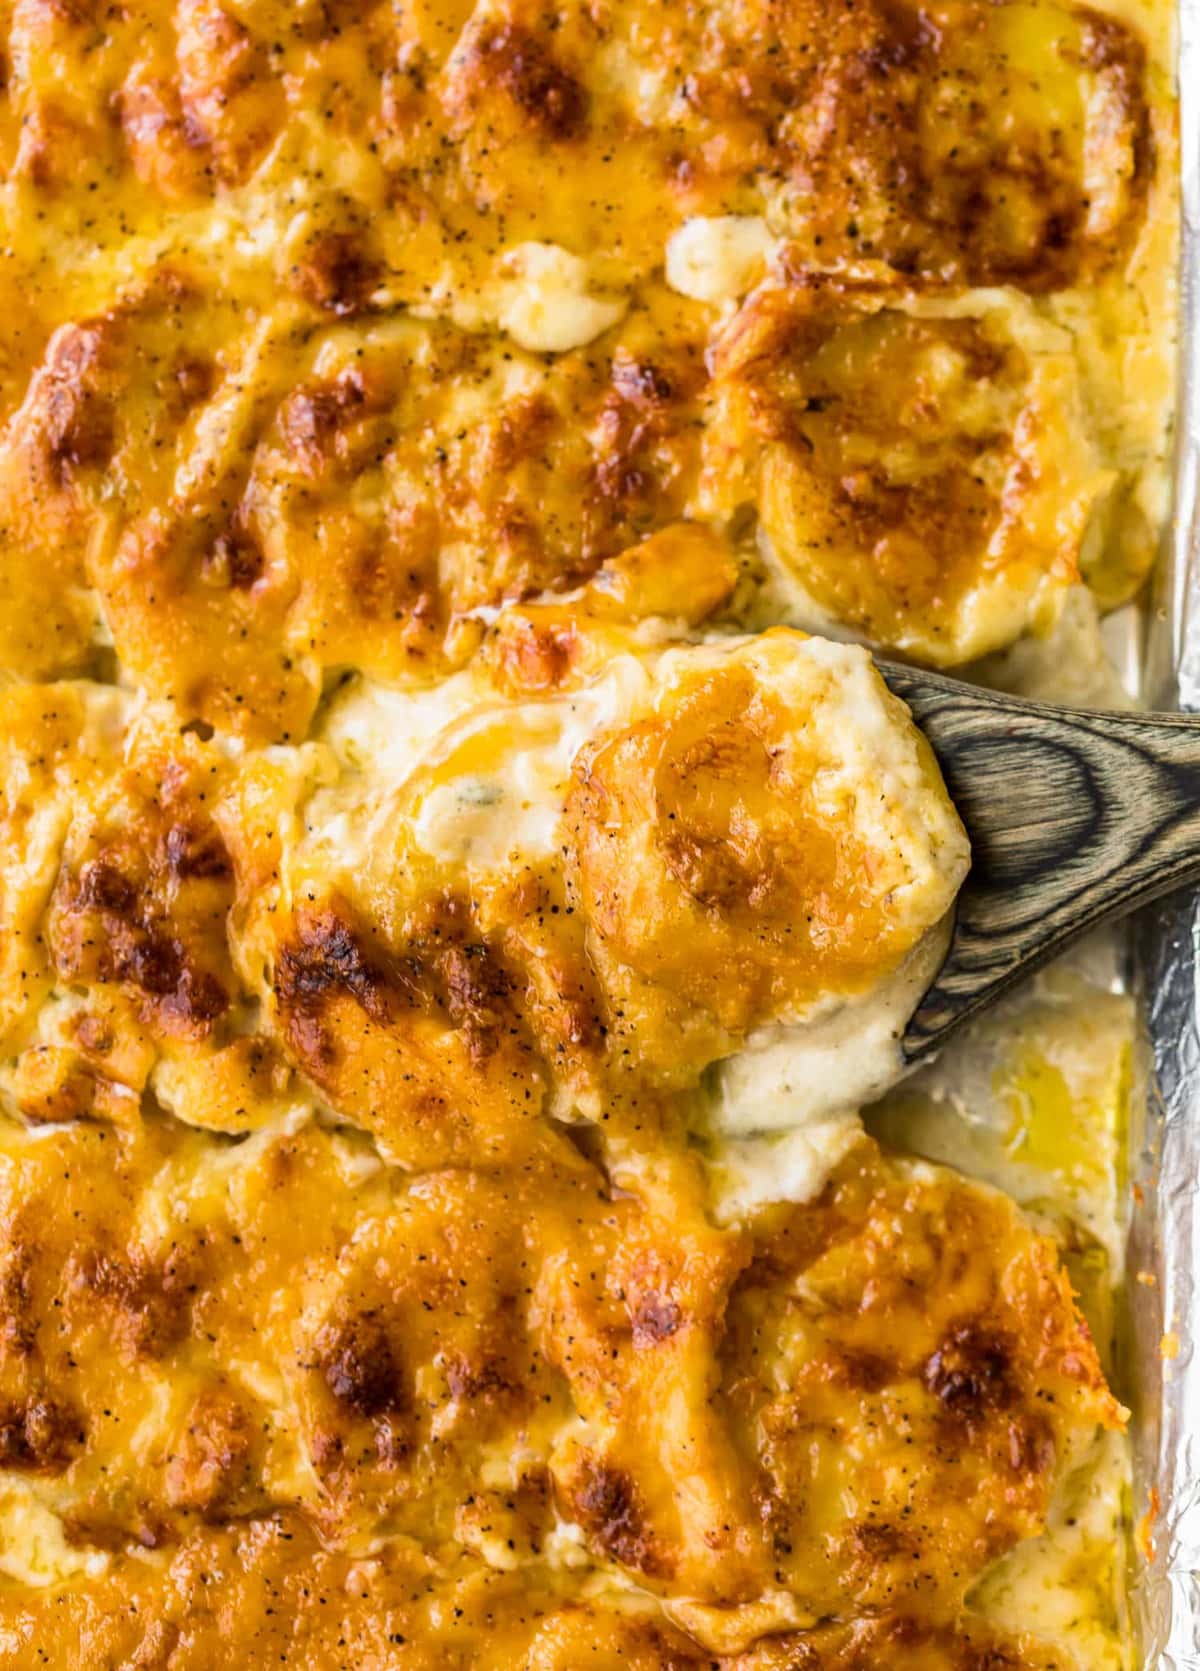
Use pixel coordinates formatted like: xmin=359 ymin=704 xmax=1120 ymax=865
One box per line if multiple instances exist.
xmin=1130 ymin=1 xmax=1200 ymax=1656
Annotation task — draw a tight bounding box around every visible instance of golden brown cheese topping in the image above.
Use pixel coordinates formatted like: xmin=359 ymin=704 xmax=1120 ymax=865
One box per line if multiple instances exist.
xmin=0 ymin=0 xmax=1175 ymax=1657
xmin=0 ymin=629 xmax=1125 ymax=1663
xmin=0 ymin=0 xmax=1152 ymax=289
xmin=0 ymin=1111 xmax=1117 ymax=1659
xmin=0 ymin=684 xmax=295 ymax=1138
xmin=703 ymin=281 xmax=1117 ymax=664
xmin=0 ymin=641 xmax=1128 ymax=1663
xmin=0 ymin=0 xmax=1176 ymax=711
xmin=0 ymin=1527 xmax=1096 ymax=1671
xmin=0 ymin=255 xmax=1167 ymax=720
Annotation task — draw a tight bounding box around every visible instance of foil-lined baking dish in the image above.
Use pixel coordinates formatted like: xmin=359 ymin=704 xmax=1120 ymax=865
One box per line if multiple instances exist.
xmin=1130 ymin=0 xmax=1199 ymax=1655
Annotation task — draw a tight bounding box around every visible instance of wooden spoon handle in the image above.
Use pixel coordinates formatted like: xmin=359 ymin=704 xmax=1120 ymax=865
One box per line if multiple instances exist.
xmin=880 ymin=665 xmax=1200 ymax=1060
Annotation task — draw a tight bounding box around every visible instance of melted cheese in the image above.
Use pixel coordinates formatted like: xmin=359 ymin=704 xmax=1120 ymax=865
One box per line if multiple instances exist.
xmin=708 ymin=286 xmax=1129 ymax=666
xmin=489 ymin=243 xmax=627 ymax=352
xmin=665 ymin=217 xmax=774 ymax=306
xmin=318 ymin=651 xmax=654 ymax=872
xmin=973 ymin=1430 xmax=1131 ymax=1671
xmin=0 ymin=1483 xmax=110 ymax=1589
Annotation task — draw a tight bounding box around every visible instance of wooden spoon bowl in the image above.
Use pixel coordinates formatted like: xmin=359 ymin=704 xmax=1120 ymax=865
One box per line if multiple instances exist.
xmin=880 ymin=664 xmax=1200 ymax=1060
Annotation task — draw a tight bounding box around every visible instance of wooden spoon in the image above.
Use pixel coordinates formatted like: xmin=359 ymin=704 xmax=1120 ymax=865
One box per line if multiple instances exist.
xmin=880 ymin=663 xmax=1200 ymax=1062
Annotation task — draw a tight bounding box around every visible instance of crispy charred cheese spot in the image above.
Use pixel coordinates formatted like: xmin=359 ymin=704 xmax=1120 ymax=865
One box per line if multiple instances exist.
xmin=0 ymin=684 xmax=123 ymax=1058
xmin=266 ymin=894 xmax=551 ymax=1171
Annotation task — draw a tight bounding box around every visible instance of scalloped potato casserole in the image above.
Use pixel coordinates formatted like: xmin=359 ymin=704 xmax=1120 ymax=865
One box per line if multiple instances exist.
xmin=0 ymin=0 xmax=1177 ymax=1662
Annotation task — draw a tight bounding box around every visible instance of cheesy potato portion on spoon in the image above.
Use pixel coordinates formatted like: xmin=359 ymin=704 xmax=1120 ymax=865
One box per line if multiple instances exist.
xmin=221 ymin=609 xmax=968 ymax=1179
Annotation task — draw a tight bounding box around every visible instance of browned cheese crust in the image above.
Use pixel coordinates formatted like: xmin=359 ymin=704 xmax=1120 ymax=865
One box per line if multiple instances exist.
xmin=0 ymin=1113 xmax=1116 ymax=1661
xmin=0 ymin=0 xmax=1174 ymax=711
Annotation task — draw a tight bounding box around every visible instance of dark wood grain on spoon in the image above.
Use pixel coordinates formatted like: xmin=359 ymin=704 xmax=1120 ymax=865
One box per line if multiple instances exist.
xmin=879 ymin=663 xmax=1200 ymax=1062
